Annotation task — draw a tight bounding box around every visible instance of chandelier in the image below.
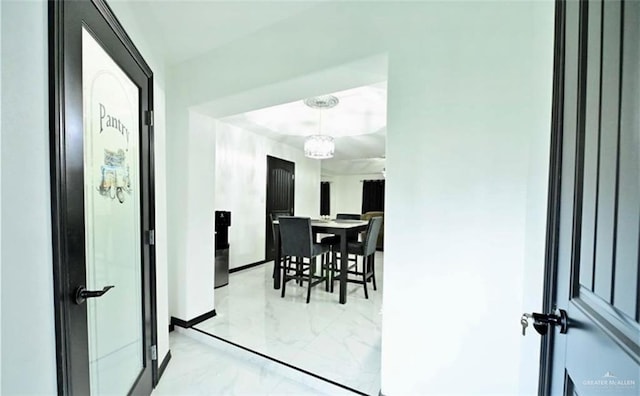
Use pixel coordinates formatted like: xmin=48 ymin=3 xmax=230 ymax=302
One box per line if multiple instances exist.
xmin=303 ymin=95 xmax=338 ymax=159
xmin=304 ymin=135 xmax=335 ymax=159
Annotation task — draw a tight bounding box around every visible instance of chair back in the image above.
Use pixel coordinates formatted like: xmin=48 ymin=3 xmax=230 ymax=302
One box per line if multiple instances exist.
xmin=336 ymin=213 xmax=361 ymax=241
xmin=336 ymin=213 xmax=361 ymax=220
xmin=278 ymin=216 xmax=313 ymax=258
xmin=363 ymin=217 xmax=383 ymax=256
xmin=362 ymin=211 xmax=384 ymax=250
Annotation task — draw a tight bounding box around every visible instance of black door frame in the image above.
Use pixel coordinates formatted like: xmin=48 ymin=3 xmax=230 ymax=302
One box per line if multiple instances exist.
xmin=538 ymin=1 xmax=566 ymax=394
xmin=49 ymin=0 xmax=157 ymax=394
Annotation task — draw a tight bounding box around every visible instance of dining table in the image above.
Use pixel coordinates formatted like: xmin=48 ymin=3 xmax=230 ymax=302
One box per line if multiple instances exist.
xmin=272 ymin=218 xmax=370 ymax=304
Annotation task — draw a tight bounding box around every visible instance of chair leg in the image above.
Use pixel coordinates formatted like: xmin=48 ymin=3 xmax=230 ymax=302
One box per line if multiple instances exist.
xmin=296 ymin=258 xmax=303 ymax=285
xmin=362 ymin=255 xmax=369 ymax=299
xmin=329 ymin=247 xmax=338 ymax=293
xmin=276 ymin=257 xmax=293 ymax=278
xmin=370 ymin=253 xmax=377 ymax=291
xmin=324 ymin=253 xmax=330 ymax=292
xmin=306 ymin=258 xmax=315 ymax=304
xmin=330 ymin=249 xmax=337 ymax=293
xmin=284 ymin=257 xmax=290 ymax=274
xmin=281 ymin=262 xmax=287 ymax=298
xmin=272 ymin=259 xmax=277 ymax=279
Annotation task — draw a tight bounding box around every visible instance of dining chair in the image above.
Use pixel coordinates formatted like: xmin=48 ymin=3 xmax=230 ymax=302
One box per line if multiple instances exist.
xmin=330 ymin=216 xmax=382 ymax=299
xmin=320 ymin=213 xmax=362 ymax=274
xmin=270 ymin=213 xmax=296 ymax=280
xmin=361 ymin=211 xmax=384 ymax=250
xmin=278 ymin=216 xmax=331 ymax=303
xmin=320 ymin=213 xmax=361 ymax=255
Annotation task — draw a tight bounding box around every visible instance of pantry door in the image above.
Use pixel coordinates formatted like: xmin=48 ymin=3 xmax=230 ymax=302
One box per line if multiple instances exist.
xmin=50 ymin=0 xmax=157 ymax=394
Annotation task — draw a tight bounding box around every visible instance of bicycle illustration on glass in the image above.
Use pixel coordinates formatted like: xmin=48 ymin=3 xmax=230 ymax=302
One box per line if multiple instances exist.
xmin=97 ymin=148 xmax=131 ymax=204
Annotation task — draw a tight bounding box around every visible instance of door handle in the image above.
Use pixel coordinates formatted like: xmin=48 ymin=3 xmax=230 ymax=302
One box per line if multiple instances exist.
xmin=521 ymin=309 xmax=568 ymax=335
xmin=74 ymin=285 xmax=115 ymax=305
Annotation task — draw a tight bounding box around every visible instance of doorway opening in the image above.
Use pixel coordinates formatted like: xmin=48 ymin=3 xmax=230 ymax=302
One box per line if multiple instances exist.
xmin=198 ymin=75 xmax=387 ymax=394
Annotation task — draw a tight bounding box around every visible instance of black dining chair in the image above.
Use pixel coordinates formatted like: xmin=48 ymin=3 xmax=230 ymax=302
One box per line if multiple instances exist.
xmin=321 ymin=213 xmax=361 ymax=273
xmin=330 ymin=216 xmax=383 ymax=299
xmin=278 ymin=216 xmax=331 ymax=303
xmin=320 ymin=212 xmax=361 ymax=255
xmin=270 ymin=213 xmax=296 ymax=280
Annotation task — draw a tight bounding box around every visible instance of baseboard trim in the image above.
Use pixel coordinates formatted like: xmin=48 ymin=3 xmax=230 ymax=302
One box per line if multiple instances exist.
xmin=191 ymin=327 xmax=367 ymax=396
xmin=157 ymin=351 xmax=172 ymax=382
xmin=229 ymin=260 xmax=269 ymax=274
xmin=169 ymin=323 xmax=175 ymax=332
xmin=171 ymin=309 xmax=217 ymax=328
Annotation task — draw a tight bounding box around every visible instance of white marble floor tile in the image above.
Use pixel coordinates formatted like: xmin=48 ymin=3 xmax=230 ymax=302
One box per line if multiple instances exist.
xmin=191 ymin=252 xmax=384 ymax=395
xmin=153 ymin=331 xmax=356 ymax=396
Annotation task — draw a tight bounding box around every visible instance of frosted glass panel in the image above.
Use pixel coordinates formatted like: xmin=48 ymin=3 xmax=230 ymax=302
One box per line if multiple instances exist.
xmin=82 ymin=27 xmax=142 ymax=395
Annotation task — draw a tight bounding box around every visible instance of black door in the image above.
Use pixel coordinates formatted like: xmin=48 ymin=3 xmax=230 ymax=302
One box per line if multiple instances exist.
xmin=50 ymin=1 xmax=156 ymax=394
xmin=265 ymin=156 xmax=295 ymax=261
xmin=540 ymin=0 xmax=639 ymax=394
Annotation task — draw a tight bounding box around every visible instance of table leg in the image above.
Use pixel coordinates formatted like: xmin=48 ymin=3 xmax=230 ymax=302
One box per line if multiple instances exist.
xmin=339 ymin=229 xmax=347 ymax=304
xmin=273 ymin=224 xmax=281 ymax=289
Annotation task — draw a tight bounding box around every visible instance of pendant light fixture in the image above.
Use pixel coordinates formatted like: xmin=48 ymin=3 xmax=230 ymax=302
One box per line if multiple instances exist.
xmin=303 ymin=95 xmax=338 ymax=159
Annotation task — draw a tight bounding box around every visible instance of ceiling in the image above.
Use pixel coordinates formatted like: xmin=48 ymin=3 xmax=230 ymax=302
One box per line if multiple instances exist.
xmin=219 ymin=82 xmax=387 ymax=171
xmin=118 ymin=1 xmax=387 ymax=175
xmin=124 ymin=1 xmax=321 ymax=65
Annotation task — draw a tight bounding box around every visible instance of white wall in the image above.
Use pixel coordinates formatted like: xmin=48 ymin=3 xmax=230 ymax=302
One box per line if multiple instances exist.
xmin=381 ymin=2 xmax=553 ymax=394
xmin=0 ymin=1 xmax=57 ymax=393
xmin=153 ymin=89 xmax=170 ymax=360
xmin=322 ymin=173 xmax=384 ymax=218
xmin=186 ymin=110 xmax=216 ymax=315
xmin=164 ymin=107 xmax=217 ymax=322
xmin=164 ymin=2 xmax=553 ymax=394
xmin=215 ymin=121 xmax=321 ymax=269
xmin=0 ymin=1 xmax=4 ymax=390
xmin=519 ymin=3 xmax=557 ymax=390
